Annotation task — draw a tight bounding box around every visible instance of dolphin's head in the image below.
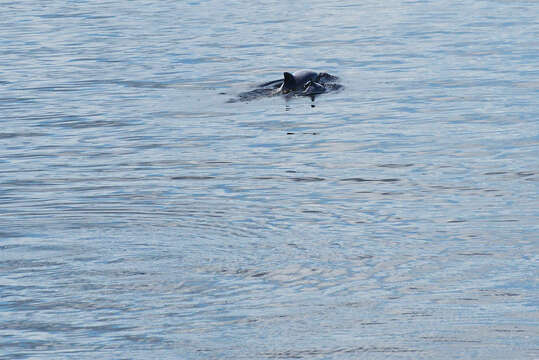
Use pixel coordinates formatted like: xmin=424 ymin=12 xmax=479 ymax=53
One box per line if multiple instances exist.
xmin=281 ymin=72 xmax=297 ymax=93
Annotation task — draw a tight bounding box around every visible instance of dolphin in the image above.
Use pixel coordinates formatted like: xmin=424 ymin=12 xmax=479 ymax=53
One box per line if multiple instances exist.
xmin=228 ymin=70 xmax=341 ymax=103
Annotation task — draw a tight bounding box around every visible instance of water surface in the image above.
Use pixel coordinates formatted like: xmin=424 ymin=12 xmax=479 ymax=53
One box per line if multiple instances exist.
xmin=1 ymin=0 xmax=538 ymax=359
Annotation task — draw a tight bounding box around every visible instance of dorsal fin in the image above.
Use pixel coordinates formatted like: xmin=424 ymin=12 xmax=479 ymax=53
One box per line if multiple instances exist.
xmin=283 ymin=72 xmax=296 ymax=91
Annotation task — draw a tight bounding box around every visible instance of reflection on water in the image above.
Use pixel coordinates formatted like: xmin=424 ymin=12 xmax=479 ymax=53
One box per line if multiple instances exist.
xmin=1 ymin=0 xmax=538 ymax=359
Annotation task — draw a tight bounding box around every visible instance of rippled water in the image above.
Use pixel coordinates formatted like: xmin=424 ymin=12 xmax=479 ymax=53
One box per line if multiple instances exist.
xmin=1 ymin=0 xmax=538 ymax=359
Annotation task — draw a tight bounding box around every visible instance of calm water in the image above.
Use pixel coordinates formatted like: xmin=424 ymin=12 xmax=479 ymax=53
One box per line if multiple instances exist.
xmin=1 ymin=0 xmax=538 ymax=359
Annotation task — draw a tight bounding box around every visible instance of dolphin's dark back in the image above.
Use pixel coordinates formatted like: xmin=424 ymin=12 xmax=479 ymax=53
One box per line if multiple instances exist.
xmin=291 ymin=70 xmax=317 ymax=88
xmin=282 ymin=70 xmax=318 ymax=92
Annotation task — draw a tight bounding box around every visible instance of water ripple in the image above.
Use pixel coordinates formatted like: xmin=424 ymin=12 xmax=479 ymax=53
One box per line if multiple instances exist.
xmin=0 ymin=0 xmax=537 ymax=359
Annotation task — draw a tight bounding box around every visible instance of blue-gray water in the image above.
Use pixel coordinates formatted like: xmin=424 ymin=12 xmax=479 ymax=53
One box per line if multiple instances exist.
xmin=1 ymin=0 xmax=538 ymax=359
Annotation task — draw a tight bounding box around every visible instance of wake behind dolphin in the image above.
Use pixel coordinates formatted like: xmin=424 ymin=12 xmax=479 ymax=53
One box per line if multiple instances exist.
xmin=227 ymin=70 xmax=343 ymax=103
